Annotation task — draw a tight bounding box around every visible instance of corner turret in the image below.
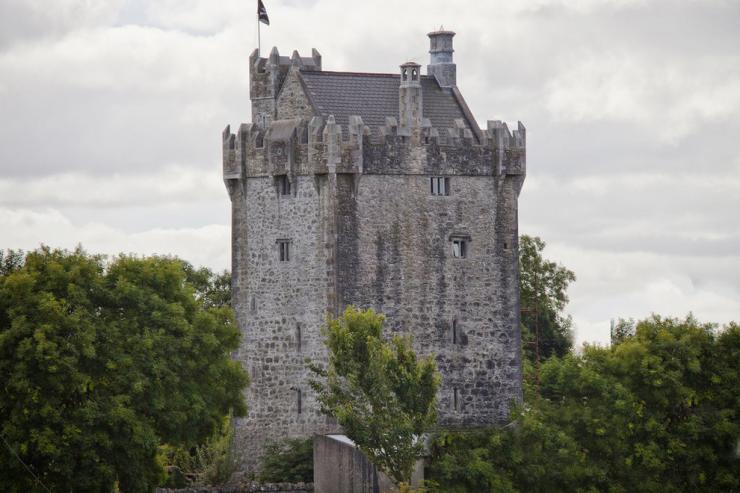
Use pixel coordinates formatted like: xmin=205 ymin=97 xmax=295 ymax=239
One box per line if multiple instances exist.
xmin=249 ymin=46 xmax=322 ymax=129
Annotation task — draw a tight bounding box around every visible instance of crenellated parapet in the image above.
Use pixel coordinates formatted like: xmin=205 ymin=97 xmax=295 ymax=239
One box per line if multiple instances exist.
xmin=487 ymin=120 xmax=526 ymax=178
xmin=223 ymin=114 xmax=526 ymax=189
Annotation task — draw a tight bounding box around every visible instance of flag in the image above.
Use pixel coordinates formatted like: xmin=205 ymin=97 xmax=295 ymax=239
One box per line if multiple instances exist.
xmin=258 ymin=0 xmax=270 ymax=25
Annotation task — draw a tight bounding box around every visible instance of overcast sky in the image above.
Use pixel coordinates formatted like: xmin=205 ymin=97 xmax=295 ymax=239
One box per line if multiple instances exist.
xmin=1 ymin=0 xmax=738 ymax=345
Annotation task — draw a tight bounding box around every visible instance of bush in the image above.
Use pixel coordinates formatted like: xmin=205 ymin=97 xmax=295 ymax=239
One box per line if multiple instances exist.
xmin=258 ymin=437 xmax=313 ymax=483
xmin=161 ymin=411 xmax=238 ymax=487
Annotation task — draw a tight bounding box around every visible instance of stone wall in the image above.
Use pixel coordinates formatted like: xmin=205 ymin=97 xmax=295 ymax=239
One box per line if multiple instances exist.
xmin=338 ymin=173 xmax=521 ymax=425
xmin=156 ymin=483 xmax=312 ymax=493
xmin=276 ymin=68 xmax=316 ymax=121
xmin=230 ymin=174 xmax=340 ymax=471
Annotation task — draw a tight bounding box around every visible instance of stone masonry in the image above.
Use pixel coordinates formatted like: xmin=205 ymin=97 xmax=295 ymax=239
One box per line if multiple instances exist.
xmin=222 ymin=30 xmax=526 ymax=472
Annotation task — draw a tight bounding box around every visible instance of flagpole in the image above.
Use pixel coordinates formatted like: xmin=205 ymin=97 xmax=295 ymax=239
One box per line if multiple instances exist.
xmin=257 ymin=10 xmax=261 ymax=57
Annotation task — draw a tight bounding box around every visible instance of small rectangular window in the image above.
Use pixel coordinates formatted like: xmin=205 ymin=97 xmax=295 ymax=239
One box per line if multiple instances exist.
xmin=452 ymin=239 xmax=466 ymax=258
xmin=430 ymin=177 xmax=449 ymax=196
xmin=277 ymin=175 xmax=291 ymax=195
xmin=452 ymin=319 xmax=457 ymax=344
xmin=277 ymin=240 xmax=290 ymax=261
xmin=453 ymin=387 xmax=459 ymax=411
xmin=296 ymin=324 xmax=302 ymax=352
xmin=297 ymin=388 xmax=302 ymax=414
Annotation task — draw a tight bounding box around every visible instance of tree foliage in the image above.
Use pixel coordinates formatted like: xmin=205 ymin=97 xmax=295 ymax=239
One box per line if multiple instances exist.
xmin=160 ymin=411 xmax=239 ymax=487
xmin=427 ymin=315 xmax=740 ymax=492
xmin=258 ymin=437 xmax=314 ymax=483
xmin=519 ymin=235 xmax=576 ymax=364
xmin=310 ymin=306 xmax=440 ymax=486
xmin=0 ymin=246 xmax=248 ymax=492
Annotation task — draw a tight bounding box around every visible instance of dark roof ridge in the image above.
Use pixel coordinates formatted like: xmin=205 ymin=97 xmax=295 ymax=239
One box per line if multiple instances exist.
xmin=302 ymin=69 xmax=437 ymax=80
xmin=302 ymin=70 xmax=397 ymax=78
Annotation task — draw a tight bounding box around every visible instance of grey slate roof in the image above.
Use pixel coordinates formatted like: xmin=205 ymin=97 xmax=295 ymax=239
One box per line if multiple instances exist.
xmin=299 ymin=71 xmax=476 ymax=138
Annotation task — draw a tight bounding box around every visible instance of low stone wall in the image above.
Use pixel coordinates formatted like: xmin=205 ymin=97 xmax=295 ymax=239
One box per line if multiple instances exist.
xmin=155 ymin=482 xmax=313 ymax=493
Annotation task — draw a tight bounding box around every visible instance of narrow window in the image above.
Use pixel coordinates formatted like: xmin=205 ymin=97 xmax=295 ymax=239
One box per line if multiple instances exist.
xmin=453 ymin=387 xmax=459 ymax=411
xmin=277 ymin=175 xmax=291 ymax=195
xmin=277 ymin=240 xmax=290 ymax=261
xmin=452 ymin=319 xmax=457 ymax=344
xmin=452 ymin=238 xmax=467 ymax=258
xmin=250 ymin=296 xmax=256 ymax=312
xmin=296 ymin=323 xmax=302 ymax=352
xmin=430 ymin=177 xmax=449 ymax=196
xmin=297 ymin=388 xmax=302 ymax=414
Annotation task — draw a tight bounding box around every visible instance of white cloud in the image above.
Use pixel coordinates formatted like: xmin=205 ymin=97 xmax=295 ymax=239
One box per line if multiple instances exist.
xmin=0 ymin=167 xmax=223 ymax=207
xmin=546 ymin=243 xmax=740 ymax=346
xmin=545 ymin=53 xmax=740 ymax=142
xmin=0 ymin=208 xmax=229 ymax=271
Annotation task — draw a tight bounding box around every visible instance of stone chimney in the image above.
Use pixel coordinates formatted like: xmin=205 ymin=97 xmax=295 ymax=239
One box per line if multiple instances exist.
xmin=427 ymin=30 xmax=456 ymax=87
xmin=399 ymin=61 xmax=423 ymax=129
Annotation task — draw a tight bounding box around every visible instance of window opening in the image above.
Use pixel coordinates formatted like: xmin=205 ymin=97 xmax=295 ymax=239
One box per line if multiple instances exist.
xmin=453 ymin=387 xmax=459 ymax=411
xmin=452 ymin=238 xmax=467 ymax=258
xmin=430 ymin=177 xmax=449 ymax=196
xmin=452 ymin=319 xmax=458 ymax=344
xmin=278 ymin=240 xmax=290 ymax=261
xmin=296 ymin=323 xmax=302 ymax=351
xmin=297 ymin=388 xmax=302 ymax=414
xmin=278 ymin=175 xmax=291 ymax=195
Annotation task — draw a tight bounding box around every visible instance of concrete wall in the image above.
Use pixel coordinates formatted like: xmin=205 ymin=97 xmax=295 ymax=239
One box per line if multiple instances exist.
xmin=313 ymin=435 xmax=423 ymax=493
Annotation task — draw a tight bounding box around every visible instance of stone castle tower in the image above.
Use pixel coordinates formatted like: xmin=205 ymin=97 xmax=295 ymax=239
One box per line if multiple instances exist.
xmin=222 ymin=30 xmax=526 ymax=470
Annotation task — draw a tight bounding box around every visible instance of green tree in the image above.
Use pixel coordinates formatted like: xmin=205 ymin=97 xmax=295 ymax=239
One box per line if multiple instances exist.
xmin=519 ymin=235 xmax=576 ymax=366
xmin=0 ymin=247 xmax=248 ymax=492
xmin=310 ymin=306 xmax=440 ymax=486
xmin=0 ymin=249 xmax=24 ymax=276
xmin=180 ymin=262 xmax=232 ymax=309
xmin=428 ymin=315 xmax=740 ymax=492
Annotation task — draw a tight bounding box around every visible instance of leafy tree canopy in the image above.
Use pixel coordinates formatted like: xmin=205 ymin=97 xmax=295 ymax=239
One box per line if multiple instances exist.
xmin=519 ymin=235 xmax=576 ymax=363
xmin=0 ymin=246 xmax=248 ymax=493
xmin=310 ymin=306 xmax=440 ymax=486
xmin=428 ymin=315 xmax=740 ymax=492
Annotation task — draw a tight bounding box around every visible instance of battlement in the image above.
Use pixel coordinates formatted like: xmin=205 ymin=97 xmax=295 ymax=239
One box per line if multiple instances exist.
xmin=222 ymin=115 xmax=525 ymax=184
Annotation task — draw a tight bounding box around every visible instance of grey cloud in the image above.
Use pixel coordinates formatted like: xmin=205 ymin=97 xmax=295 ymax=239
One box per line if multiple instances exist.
xmin=0 ymin=0 xmax=122 ymax=50
xmin=0 ymin=0 xmax=738 ymax=344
